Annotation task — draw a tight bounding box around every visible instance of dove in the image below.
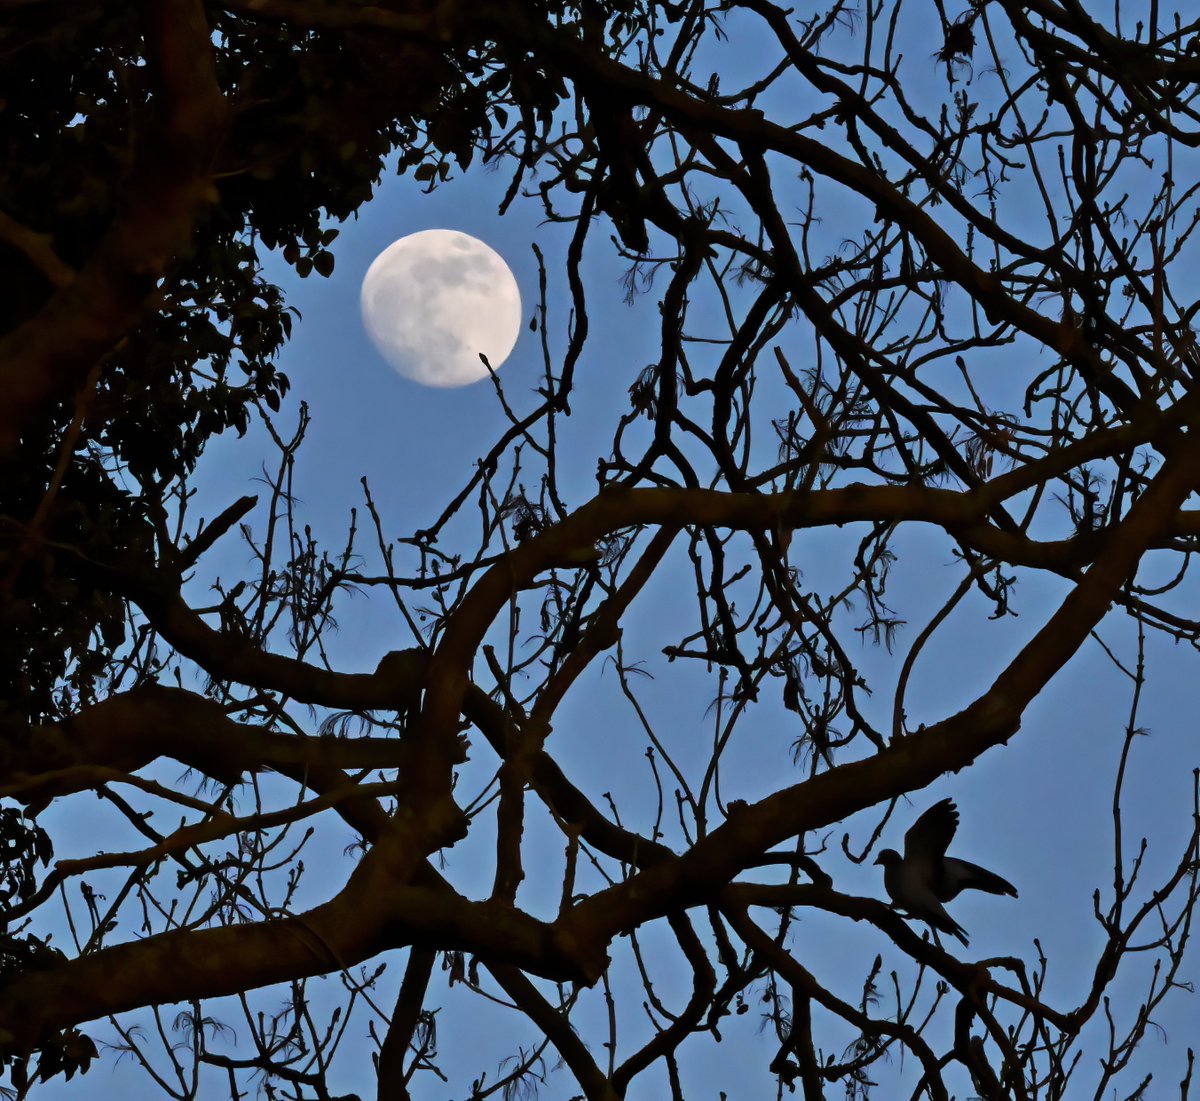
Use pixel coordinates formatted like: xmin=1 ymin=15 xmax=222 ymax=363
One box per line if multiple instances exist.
xmin=874 ymin=798 xmax=1017 ymax=946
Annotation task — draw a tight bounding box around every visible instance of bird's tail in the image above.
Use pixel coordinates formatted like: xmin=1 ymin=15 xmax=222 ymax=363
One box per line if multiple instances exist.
xmin=946 ymin=918 xmax=969 ymax=947
xmin=929 ymin=906 xmax=970 ymax=947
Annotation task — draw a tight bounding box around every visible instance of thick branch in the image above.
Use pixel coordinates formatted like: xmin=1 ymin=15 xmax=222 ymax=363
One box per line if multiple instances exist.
xmin=0 ymin=837 xmax=590 ymax=1050
xmin=554 ymin=431 xmax=1200 ymax=950
xmin=0 ymin=0 xmax=226 ymax=453
xmin=2 ymin=685 xmax=412 ymax=809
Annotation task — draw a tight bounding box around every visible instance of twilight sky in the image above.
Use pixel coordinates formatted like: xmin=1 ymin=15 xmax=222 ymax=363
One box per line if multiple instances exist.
xmin=36 ymin=9 xmax=1200 ymax=1097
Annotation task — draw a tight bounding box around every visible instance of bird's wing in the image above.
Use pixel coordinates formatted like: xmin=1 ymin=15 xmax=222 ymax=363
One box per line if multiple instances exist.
xmin=904 ymin=798 xmax=959 ymax=863
xmin=939 ymin=857 xmax=1018 ymax=901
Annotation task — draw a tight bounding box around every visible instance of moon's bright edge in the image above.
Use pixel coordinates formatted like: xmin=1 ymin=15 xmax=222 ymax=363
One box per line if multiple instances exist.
xmin=360 ymin=229 xmax=522 ymax=388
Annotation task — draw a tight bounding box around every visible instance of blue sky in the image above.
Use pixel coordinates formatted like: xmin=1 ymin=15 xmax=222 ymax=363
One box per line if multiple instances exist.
xmin=38 ymin=159 xmax=1196 ymax=1097
xmin=35 ymin=8 xmax=1200 ymax=1097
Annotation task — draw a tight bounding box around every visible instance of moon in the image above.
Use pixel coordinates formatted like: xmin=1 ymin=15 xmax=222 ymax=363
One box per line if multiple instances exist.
xmin=360 ymin=229 xmax=522 ymax=388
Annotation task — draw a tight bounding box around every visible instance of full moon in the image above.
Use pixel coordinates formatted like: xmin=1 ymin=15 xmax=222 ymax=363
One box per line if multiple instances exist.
xmin=360 ymin=229 xmax=522 ymax=387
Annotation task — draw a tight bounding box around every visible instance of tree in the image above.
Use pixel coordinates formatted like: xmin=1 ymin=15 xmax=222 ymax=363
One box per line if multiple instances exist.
xmin=2 ymin=1 xmax=1199 ymax=1097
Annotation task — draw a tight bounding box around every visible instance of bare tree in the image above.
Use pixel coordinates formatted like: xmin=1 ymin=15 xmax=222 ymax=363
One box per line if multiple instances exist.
xmin=2 ymin=2 xmax=1199 ymax=1099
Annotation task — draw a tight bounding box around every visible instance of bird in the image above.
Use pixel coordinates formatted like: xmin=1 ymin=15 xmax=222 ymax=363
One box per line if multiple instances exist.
xmin=874 ymin=798 xmax=1017 ymax=947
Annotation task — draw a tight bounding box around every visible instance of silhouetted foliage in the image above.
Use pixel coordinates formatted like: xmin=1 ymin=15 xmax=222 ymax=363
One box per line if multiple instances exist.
xmin=2 ymin=2 xmax=1200 ymax=1099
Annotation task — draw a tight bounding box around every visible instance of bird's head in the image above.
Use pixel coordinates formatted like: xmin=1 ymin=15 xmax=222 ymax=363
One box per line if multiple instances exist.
xmin=874 ymin=848 xmax=902 ymax=867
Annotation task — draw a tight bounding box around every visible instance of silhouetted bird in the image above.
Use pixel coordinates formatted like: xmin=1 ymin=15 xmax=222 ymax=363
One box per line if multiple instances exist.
xmin=875 ymin=798 xmax=1017 ymax=946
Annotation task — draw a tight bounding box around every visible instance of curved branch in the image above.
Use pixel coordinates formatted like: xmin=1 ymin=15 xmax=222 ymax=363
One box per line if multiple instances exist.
xmin=554 ymin=435 xmax=1200 ymax=949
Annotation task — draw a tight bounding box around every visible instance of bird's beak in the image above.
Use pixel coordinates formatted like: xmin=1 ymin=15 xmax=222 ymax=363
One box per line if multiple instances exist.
xmin=872 ymin=854 xmax=883 ymax=865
